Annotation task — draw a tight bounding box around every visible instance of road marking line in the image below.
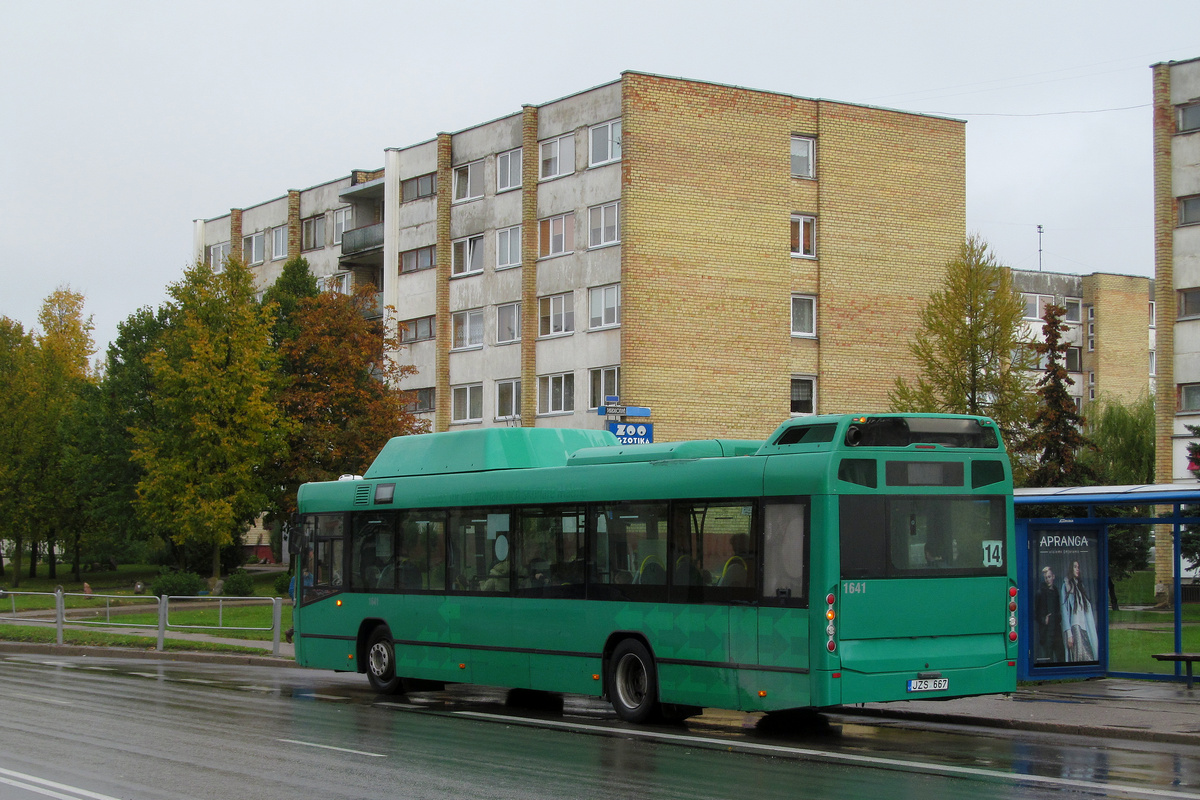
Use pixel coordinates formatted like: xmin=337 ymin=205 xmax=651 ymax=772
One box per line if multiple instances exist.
xmin=277 ymin=738 xmax=386 ymax=758
xmin=454 ymin=711 xmax=1200 ymax=800
xmin=178 ymin=678 xmax=218 ymax=684
xmin=25 ymin=695 xmax=73 ymax=706
xmin=0 ymin=767 xmax=124 ymax=800
xmin=129 ymin=672 xmax=161 ymax=678
xmin=376 ymin=701 xmax=423 ymax=709
xmin=295 ymin=692 xmax=351 ymax=701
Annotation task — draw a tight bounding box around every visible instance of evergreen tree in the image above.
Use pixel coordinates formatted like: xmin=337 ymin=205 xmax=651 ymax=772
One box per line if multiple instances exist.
xmin=131 ymin=259 xmax=288 ymax=580
xmin=261 ymin=256 xmax=318 ymax=349
xmin=1017 ymin=303 xmax=1096 ymax=487
xmin=890 ymin=235 xmax=1037 ymax=438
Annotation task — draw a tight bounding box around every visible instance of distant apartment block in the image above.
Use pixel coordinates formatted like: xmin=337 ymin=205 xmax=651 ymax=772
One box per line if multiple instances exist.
xmin=1152 ymin=56 xmax=1200 ymax=483
xmin=196 ymin=72 xmax=969 ymax=442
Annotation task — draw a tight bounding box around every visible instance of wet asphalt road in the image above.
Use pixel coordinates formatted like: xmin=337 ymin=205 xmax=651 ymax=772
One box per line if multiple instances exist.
xmin=2 ymin=654 xmax=1199 ymax=800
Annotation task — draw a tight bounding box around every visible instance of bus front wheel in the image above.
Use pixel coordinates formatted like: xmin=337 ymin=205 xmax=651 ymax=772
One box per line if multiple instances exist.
xmin=608 ymin=639 xmax=659 ymax=724
xmin=366 ymin=627 xmax=404 ymax=695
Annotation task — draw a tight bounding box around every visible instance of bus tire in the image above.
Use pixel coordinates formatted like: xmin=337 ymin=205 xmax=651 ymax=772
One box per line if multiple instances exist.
xmin=365 ymin=626 xmax=404 ymax=695
xmin=608 ymin=639 xmax=659 ymax=724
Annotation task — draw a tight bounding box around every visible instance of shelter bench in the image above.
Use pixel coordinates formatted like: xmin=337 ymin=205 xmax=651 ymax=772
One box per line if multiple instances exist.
xmin=1152 ymin=653 xmax=1200 ymax=688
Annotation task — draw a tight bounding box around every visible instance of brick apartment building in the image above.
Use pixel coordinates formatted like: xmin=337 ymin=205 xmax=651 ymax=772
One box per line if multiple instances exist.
xmin=196 ymin=72 xmax=967 ymax=444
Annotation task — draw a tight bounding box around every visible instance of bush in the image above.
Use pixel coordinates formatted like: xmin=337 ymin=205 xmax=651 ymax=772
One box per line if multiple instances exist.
xmin=150 ymin=570 xmax=205 ymax=598
xmin=274 ymin=572 xmax=292 ymax=597
xmin=222 ymin=569 xmax=255 ymax=597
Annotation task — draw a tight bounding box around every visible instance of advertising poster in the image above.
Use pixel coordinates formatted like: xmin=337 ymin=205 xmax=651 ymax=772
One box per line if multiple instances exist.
xmin=1032 ymin=529 xmax=1101 ymax=668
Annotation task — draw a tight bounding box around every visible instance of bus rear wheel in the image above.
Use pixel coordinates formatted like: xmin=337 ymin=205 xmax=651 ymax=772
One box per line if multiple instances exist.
xmin=608 ymin=639 xmax=659 ymax=724
xmin=366 ymin=627 xmax=404 ymax=695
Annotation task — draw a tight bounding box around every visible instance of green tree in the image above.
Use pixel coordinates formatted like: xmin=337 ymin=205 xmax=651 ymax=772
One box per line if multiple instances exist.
xmin=0 ymin=318 xmax=40 ymax=586
xmin=1017 ymin=303 xmax=1096 ymax=487
xmin=1080 ymin=394 xmax=1154 ymax=581
xmin=261 ymin=256 xmax=318 ymax=348
xmin=131 ymin=259 xmax=288 ymax=580
xmin=889 ymin=235 xmax=1037 ymax=438
xmin=267 ymin=286 xmax=428 ymax=520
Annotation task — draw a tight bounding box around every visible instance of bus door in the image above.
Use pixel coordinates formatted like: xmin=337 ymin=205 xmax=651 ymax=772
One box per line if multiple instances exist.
xmin=754 ymin=500 xmax=810 ymax=707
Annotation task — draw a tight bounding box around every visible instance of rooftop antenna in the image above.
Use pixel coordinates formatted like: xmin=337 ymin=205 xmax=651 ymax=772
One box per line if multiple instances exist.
xmin=1037 ymin=224 xmax=1044 ymax=271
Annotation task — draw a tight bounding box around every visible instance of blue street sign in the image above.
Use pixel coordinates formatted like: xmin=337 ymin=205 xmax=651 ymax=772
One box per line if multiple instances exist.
xmin=609 ymin=422 xmax=653 ymax=444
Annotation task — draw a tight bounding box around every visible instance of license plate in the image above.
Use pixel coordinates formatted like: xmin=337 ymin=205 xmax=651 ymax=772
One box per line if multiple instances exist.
xmin=907 ymin=678 xmax=948 ymax=693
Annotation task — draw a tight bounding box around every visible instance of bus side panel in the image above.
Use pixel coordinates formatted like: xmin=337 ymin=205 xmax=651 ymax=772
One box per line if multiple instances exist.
xmin=755 ymin=607 xmax=812 ymax=709
xmin=455 ymin=596 xmax=529 ymax=688
xmin=525 ymin=599 xmax=605 ymax=697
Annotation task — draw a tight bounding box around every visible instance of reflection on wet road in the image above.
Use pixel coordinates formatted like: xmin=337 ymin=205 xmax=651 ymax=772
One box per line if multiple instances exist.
xmin=1 ymin=655 xmax=1198 ymax=800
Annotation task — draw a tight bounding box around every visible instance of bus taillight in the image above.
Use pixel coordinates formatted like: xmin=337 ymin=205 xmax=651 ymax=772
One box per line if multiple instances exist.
xmin=825 ymin=593 xmax=837 ymax=653
xmin=1007 ymin=586 xmax=1018 ymax=641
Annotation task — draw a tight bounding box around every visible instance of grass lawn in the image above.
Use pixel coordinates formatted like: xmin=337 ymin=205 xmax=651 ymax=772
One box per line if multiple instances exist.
xmin=0 ymin=623 xmax=277 ymax=655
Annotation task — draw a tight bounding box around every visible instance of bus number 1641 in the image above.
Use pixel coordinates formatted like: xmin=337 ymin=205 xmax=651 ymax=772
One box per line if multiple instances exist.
xmin=842 ymin=581 xmax=867 ymax=594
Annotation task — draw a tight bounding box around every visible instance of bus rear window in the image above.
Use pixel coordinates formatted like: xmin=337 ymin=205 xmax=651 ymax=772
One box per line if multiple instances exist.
xmin=845 ymin=417 xmax=999 ymax=449
xmin=840 ymin=495 xmax=1007 ymax=578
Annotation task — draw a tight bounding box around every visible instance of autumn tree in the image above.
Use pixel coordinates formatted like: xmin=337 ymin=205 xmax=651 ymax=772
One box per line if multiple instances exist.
xmin=268 ymin=285 xmax=428 ymax=520
xmin=890 ymin=235 xmax=1037 ymax=437
xmin=131 ymin=259 xmax=287 ymax=581
xmin=1016 ymin=303 xmax=1096 ymax=487
xmin=0 ymin=318 xmax=39 ymax=586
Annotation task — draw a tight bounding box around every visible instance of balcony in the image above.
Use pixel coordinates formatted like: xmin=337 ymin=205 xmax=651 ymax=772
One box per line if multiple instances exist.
xmin=341 ymin=222 xmax=383 ymax=256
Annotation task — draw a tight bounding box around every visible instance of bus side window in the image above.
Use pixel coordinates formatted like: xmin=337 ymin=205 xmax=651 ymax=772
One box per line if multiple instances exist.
xmin=351 ymin=512 xmax=396 ymax=591
xmin=517 ymin=507 xmax=585 ymax=598
xmin=448 ymin=509 xmax=510 ymax=593
xmin=589 ymin=503 xmax=668 ymax=599
xmin=762 ymin=502 xmax=808 ymax=606
xmin=397 ymin=512 xmax=446 ymax=591
xmin=672 ymin=501 xmax=755 ymax=601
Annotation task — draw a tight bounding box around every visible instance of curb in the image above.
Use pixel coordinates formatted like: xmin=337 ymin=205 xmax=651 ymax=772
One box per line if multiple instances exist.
xmin=0 ymin=641 xmax=298 ymax=669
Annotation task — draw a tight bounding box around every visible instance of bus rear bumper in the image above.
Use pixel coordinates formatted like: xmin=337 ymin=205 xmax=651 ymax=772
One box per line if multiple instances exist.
xmin=835 ymin=660 xmax=1016 ymax=705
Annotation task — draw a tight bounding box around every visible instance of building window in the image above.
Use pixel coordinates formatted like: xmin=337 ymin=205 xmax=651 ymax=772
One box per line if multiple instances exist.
xmin=1181 ymin=103 xmax=1200 ymax=133
xmin=1180 ymin=288 xmax=1200 ymax=319
xmin=452 ymin=235 xmax=484 ymax=277
xmin=1150 ymin=350 xmax=1157 ymax=377
xmin=1065 ymin=346 xmax=1082 ymax=373
xmin=302 ymin=215 xmax=325 ymax=251
xmin=589 ymin=366 xmax=619 ymax=409
xmin=243 ymin=231 xmax=264 ymax=265
xmin=791 ymin=377 xmax=816 ymax=415
xmin=208 ymin=241 xmax=231 ymax=271
xmin=538 ymin=372 xmax=574 ymax=415
xmin=452 ymin=309 xmax=484 ymax=349
xmin=1024 ymin=294 xmax=1082 ymax=321
xmin=790 ymin=215 xmax=816 ymax=258
xmin=791 ymin=136 xmax=815 ymax=179
xmin=408 ymin=387 xmax=435 ymax=414
xmin=400 ymin=315 xmax=435 ymax=343
xmin=453 ymin=160 xmax=484 ymax=202
xmin=497 ymin=225 xmax=521 ymax=269
xmin=452 ymin=384 xmax=483 ymax=423
xmin=497 ymin=302 xmax=520 ymax=344
xmin=333 ymin=208 xmax=352 ymax=245
xmin=402 ymin=172 xmax=437 ymax=202
xmin=1180 ymin=384 xmax=1200 ymax=412
xmin=401 ymin=245 xmax=437 ymax=273
xmin=791 ymin=294 xmax=816 ymax=337
xmin=1150 ymin=301 xmax=1156 ymax=329
xmin=589 ymin=284 xmax=620 ymax=329
xmin=588 ymin=201 xmax=620 ymax=248
xmin=1182 ymin=196 xmax=1200 ymax=227
xmin=539 ymin=133 xmax=575 ymax=180
xmin=539 ymin=292 xmax=574 ymax=336
xmin=496 ymin=379 xmax=521 ymax=419
xmin=272 ymin=226 xmax=287 ymax=260
xmin=539 ymin=212 xmax=575 ymax=257
xmin=1064 ymin=299 xmax=1081 ymax=323
xmin=589 ymin=119 xmax=622 ymax=167
xmin=317 ymin=273 xmax=350 ymax=295
xmin=1088 ymin=371 xmax=1096 ymax=401
xmin=497 ymin=148 xmax=522 ymax=192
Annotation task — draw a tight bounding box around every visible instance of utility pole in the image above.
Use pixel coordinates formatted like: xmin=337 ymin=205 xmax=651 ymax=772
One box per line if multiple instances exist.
xmin=1037 ymin=224 xmax=1043 ymax=271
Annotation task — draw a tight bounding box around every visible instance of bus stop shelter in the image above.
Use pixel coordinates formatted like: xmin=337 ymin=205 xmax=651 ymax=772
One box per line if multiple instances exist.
xmin=1015 ymin=485 xmax=1200 ymax=683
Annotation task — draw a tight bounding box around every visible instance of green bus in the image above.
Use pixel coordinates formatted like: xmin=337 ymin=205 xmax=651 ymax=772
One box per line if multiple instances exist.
xmin=291 ymin=413 xmax=1018 ymax=723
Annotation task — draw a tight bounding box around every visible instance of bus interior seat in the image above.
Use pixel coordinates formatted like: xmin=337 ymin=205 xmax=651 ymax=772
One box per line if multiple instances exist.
xmin=637 ymin=555 xmax=665 ymax=585
xmin=718 ymin=556 xmax=748 ymax=587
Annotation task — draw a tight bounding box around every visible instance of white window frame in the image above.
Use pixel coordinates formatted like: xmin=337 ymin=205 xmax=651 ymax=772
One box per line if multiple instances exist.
xmin=589 ymin=119 xmax=622 ymax=167
xmin=452 ymin=383 xmax=484 ymax=424
xmin=496 ymin=302 xmax=520 ymax=344
xmin=539 ymin=133 xmax=575 ymax=180
xmin=589 ymin=284 xmax=620 ymax=330
xmin=317 ymin=272 xmax=351 ymax=295
xmin=1151 ymin=349 xmax=1157 ymax=377
xmin=790 ymin=215 xmax=816 ymax=258
xmin=1150 ymin=301 xmax=1157 ymax=329
xmin=302 ymin=215 xmax=325 ymax=251
xmin=589 ymin=366 xmax=619 ymax=409
xmin=497 ymin=225 xmax=521 ymax=269
xmin=538 ymin=372 xmax=575 ymax=415
xmin=452 ymin=309 xmax=484 ymax=350
xmin=243 ymin=231 xmax=264 ymax=265
xmin=452 ymin=235 xmax=485 ymax=277
xmin=453 ymin=160 xmax=484 ymax=203
xmin=539 ymin=212 xmax=575 ymax=258
xmin=588 ymin=201 xmax=620 ymax=248
xmin=791 ymin=136 xmax=815 ymax=179
xmin=272 ymin=225 xmax=287 ymax=260
xmin=496 ymin=378 xmax=521 ymax=420
xmin=208 ymin=241 xmax=231 ymax=271
xmin=791 ymin=294 xmax=816 ymax=337
xmin=497 ymin=148 xmax=522 ymax=193
xmin=539 ymin=292 xmax=574 ymax=337
xmin=332 ymin=208 xmax=352 ymax=245
xmin=790 ymin=375 xmax=816 ymax=416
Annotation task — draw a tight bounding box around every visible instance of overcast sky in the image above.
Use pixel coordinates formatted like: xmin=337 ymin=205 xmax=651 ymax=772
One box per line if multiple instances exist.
xmin=0 ymin=0 xmax=1194 ymax=355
